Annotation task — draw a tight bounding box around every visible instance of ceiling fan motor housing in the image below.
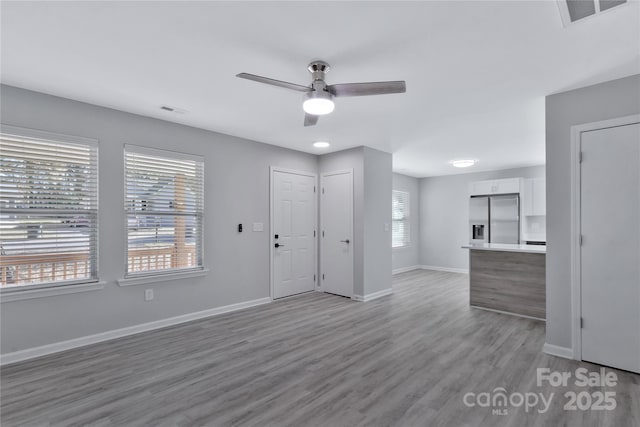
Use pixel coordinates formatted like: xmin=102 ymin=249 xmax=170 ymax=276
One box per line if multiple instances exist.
xmin=308 ymin=60 xmax=330 ymax=82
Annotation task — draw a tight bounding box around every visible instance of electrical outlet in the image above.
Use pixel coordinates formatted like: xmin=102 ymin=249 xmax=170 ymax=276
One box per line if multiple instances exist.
xmin=384 ymin=223 xmax=390 ymax=232
xmin=144 ymin=289 xmax=154 ymax=301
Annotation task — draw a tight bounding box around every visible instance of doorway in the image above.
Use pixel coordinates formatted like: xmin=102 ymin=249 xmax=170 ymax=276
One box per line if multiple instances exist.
xmin=320 ymin=170 xmax=354 ymax=298
xmin=271 ymin=168 xmax=317 ymax=299
xmin=572 ymin=115 xmax=640 ymax=373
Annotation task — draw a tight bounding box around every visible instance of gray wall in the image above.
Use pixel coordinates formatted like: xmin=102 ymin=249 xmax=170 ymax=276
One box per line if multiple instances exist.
xmin=0 ymin=85 xmax=318 ymax=353
xmin=545 ymin=74 xmax=640 ymax=349
xmin=392 ymin=173 xmax=420 ymax=271
xmin=419 ymin=165 xmax=545 ymax=271
xmin=363 ymin=147 xmax=392 ymax=295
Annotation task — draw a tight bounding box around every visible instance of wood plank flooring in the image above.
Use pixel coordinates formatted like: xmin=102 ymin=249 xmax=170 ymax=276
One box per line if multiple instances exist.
xmin=1 ymin=269 xmax=639 ymax=426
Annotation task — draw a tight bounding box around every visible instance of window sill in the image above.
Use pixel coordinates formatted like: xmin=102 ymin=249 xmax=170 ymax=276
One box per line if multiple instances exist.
xmin=117 ymin=268 xmax=209 ymax=287
xmin=1 ymin=281 xmax=106 ymax=303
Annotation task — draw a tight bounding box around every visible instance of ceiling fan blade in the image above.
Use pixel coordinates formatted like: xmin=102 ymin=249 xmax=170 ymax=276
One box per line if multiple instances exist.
xmin=236 ymin=73 xmax=311 ymax=93
xmin=327 ymin=81 xmax=406 ymax=97
xmin=304 ymin=113 xmax=319 ymax=127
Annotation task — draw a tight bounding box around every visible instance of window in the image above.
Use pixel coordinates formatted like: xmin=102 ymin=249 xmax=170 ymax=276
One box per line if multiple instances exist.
xmin=0 ymin=126 xmax=99 ymax=289
xmin=392 ymin=190 xmax=410 ymax=248
xmin=124 ymin=145 xmax=204 ymax=277
xmin=557 ymin=0 xmax=628 ymax=26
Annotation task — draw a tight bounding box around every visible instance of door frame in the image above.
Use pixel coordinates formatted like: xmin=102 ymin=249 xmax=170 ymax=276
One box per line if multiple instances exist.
xmin=570 ymin=114 xmax=640 ymax=360
xmin=320 ymin=169 xmax=354 ymax=296
xmin=269 ymin=166 xmax=318 ymax=300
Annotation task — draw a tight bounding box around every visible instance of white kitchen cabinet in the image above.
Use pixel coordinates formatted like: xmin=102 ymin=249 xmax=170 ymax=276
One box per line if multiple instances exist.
xmin=495 ymin=178 xmax=521 ymax=194
xmin=469 ymin=178 xmax=522 ymax=196
xmin=469 ymin=180 xmax=495 ymax=195
xmin=523 ymin=178 xmax=546 ymax=216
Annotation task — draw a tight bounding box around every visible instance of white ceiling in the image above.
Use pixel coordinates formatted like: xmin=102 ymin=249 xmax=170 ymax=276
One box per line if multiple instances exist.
xmin=1 ymin=1 xmax=639 ymax=177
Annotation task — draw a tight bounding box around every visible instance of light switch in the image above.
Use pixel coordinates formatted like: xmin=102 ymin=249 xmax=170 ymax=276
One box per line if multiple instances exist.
xmin=253 ymin=222 xmax=264 ymax=232
xmin=384 ymin=223 xmax=390 ymax=232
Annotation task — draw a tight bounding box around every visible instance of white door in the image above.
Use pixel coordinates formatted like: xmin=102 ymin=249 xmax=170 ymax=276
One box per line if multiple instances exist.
xmin=581 ymin=122 xmax=640 ymax=373
xmin=321 ymin=170 xmax=354 ymax=297
xmin=272 ymin=170 xmax=316 ymax=299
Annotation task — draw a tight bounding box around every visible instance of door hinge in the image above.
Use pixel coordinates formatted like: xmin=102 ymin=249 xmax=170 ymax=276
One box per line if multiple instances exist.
xmin=314 ymin=274 xmax=316 ymax=282
xmin=322 ymin=187 xmax=325 ymax=194
xmin=314 ymin=230 xmax=316 ymax=237
xmin=322 ymin=230 xmax=325 ymax=237
xmin=314 ymin=186 xmax=316 ymax=193
xmin=580 ymin=317 xmax=584 ymax=329
xmin=322 ymin=273 xmax=325 ymax=280
xmin=579 ymin=235 xmax=583 ymax=246
xmin=579 ymin=152 xmax=583 ymax=163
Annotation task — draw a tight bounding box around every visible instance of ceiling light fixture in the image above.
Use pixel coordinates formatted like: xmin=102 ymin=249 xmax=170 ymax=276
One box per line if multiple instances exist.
xmin=302 ymin=90 xmax=335 ymax=116
xmin=237 ymin=60 xmax=405 ymax=126
xmin=451 ymin=159 xmax=477 ymax=168
xmin=313 ymin=141 xmax=330 ymax=148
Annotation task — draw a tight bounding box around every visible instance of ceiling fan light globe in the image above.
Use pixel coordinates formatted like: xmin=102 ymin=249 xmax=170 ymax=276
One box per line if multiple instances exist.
xmin=303 ymin=91 xmax=335 ymax=115
xmin=303 ymin=98 xmax=334 ymax=115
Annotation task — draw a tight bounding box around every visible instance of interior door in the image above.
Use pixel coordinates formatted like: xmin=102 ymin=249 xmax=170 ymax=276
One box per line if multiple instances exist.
xmin=272 ymin=170 xmax=316 ymax=299
xmin=321 ymin=170 xmax=354 ymax=297
xmin=581 ymin=122 xmax=640 ymax=373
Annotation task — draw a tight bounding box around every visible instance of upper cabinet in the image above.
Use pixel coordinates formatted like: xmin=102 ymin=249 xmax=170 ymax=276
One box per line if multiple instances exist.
xmin=523 ymin=178 xmax=546 ymax=216
xmin=469 ymin=178 xmax=522 ymax=196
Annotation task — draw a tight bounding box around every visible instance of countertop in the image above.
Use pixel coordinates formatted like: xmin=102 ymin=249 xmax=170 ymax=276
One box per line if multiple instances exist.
xmin=461 ymin=243 xmax=546 ymax=254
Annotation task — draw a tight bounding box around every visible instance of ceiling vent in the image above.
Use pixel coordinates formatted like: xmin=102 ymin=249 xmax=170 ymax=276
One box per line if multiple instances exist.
xmin=557 ymin=0 xmax=628 ymax=26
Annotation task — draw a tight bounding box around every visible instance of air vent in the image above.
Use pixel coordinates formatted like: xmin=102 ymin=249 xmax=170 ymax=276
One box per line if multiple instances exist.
xmin=557 ymin=0 xmax=627 ymax=26
xmin=160 ymin=105 xmax=187 ymax=114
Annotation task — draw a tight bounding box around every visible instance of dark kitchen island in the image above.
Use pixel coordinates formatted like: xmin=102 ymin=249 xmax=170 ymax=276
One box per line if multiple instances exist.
xmin=462 ymin=243 xmax=546 ymax=320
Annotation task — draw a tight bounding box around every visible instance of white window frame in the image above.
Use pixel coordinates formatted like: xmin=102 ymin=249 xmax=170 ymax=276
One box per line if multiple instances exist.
xmin=556 ymin=0 xmax=630 ymax=27
xmin=392 ymin=190 xmax=410 ymax=248
xmin=121 ymin=145 xmax=205 ymax=284
xmin=0 ymin=125 xmax=100 ymax=296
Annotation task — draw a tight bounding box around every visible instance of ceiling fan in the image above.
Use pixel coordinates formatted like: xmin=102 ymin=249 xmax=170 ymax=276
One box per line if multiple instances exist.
xmin=236 ymin=61 xmax=406 ymax=127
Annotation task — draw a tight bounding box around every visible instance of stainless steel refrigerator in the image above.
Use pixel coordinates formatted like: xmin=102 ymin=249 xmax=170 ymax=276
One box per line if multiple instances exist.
xmin=469 ymin=194 xmax=520 ymax=244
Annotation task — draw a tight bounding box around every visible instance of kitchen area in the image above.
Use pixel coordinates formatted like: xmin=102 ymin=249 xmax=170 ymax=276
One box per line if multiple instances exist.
xmin=462 ymin=177 xmax=546 ymax=320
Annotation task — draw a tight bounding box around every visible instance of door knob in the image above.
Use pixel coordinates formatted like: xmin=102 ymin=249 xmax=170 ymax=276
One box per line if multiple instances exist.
xmin=340 ymin=239 xmax=350 ymax=244
xmin=275 ymin=243 xmax=285 ymax=248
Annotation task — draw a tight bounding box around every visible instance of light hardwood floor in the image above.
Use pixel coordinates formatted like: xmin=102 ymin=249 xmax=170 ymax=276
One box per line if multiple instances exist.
xmin=1 ymin=269 xmax=638 ymax=426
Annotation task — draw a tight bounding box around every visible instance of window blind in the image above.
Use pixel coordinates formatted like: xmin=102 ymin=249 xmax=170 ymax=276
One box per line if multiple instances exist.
xmin=392 ymin=190 xmax=410 ymax=248
xmin=0 ymin=127 xmax=99 ymax=289
xmin=124 ymin=145 xmax=204 ymax=277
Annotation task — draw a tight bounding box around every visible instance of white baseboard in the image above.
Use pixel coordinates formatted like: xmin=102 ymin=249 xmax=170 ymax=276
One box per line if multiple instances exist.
xmin=543 ymin=343 xmax=574 ymax=360
xmin=0 ymin=297 xmax=272 ymax=366
xmin=470 ymin=305 xmax=545 ymax=321
xmin=420 ymin=265 xmax=469 ymax=274
xmin=352 ymin=288 xmax=393 ymax=302
xmin=392 ymin=265 xmax=421 ymax=275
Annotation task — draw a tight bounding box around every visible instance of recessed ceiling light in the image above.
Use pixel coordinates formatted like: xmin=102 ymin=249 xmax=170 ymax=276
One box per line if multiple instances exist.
xmin=451 ymin=159 xmax=477 ymax=168
xmin=313 ymin=141 xmax=330 ymax=148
